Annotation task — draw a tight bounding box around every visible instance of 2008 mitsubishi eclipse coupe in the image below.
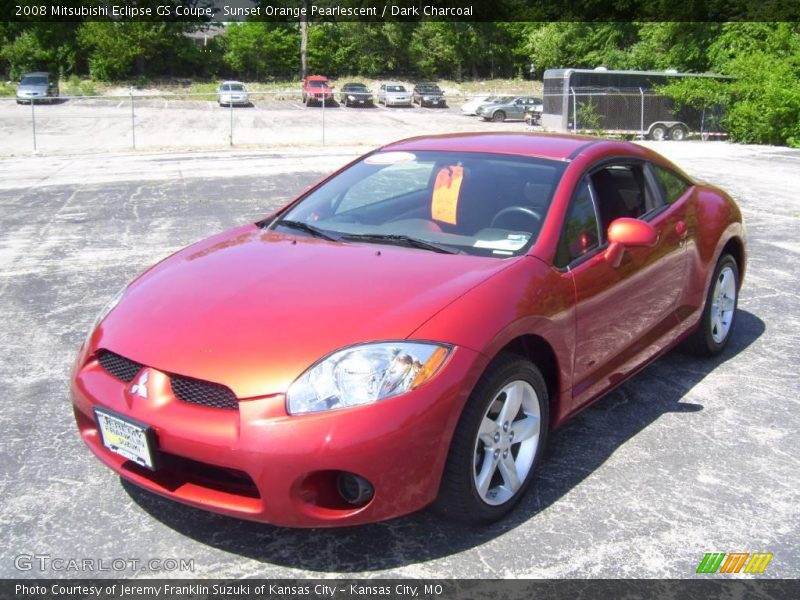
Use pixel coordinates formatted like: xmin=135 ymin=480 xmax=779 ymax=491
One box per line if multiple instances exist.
xmin=72 ymin=133 xmax=746 ymax=527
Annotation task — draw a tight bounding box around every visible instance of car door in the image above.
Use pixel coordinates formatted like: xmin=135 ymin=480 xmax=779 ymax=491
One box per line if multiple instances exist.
xmin=559 ymin=161 xmax=688 ymax=409
xmin=509 ymin=98 xmax=525 ymax=119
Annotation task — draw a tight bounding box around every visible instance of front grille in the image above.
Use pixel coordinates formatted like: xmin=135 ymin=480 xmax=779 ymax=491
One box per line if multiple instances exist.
xmin=97 ymin=350 xmax=143 ymax=383
xmin=169 ymin=375 xmax=238 ymax=410
xmin=97 ymin=350 xmax=238 ymax=410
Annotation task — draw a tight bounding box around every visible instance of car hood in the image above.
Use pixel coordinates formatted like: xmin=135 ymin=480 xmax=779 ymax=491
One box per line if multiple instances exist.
xmin=97 ymin=224 xmax=516 ymax=398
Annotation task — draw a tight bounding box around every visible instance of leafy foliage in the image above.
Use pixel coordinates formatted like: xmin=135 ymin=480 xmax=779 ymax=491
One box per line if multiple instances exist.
xmin=1 ymin=19 xmax=799 ymax=146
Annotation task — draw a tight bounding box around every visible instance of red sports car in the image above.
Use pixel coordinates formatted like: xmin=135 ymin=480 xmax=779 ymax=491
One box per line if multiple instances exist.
xmin=71 ymin=133 xmax=746 ymax=527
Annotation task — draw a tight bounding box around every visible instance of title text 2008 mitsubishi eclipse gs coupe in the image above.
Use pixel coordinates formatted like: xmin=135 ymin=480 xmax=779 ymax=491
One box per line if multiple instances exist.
xmin=72 ymin=133 xmax=746 ymax=527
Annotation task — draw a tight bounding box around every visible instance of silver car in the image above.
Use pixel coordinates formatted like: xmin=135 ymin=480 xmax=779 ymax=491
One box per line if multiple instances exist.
xmin=477 ymin=96 xmax=543 ymax=122
xmin=16 ymin=72 xmax=59 ymax=104
xmin=377 ymin=84 xmax=412 ymax=107
xmin=217 ymin=81 xmax=249 ymax=107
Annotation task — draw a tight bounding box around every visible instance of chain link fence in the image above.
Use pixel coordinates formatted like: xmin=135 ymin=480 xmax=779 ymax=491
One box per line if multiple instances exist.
xmin=0 ymin=90 xmax=537 ymax=155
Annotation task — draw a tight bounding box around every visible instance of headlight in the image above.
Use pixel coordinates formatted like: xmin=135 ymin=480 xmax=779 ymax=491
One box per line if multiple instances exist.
xmin=347 ymin=95 xmax=356 ymax=101
xmin=287 ymin=342 xmax=452 ymax=415
xmin=84 ymin=287 xmax=125 ymax=346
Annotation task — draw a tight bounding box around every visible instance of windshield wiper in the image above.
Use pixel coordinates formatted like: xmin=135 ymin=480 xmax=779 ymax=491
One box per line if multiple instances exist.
xmin=341 ymin=233 xmax=460 ymax=254
xmin=275 ymin=219 xmax=342 ymax=241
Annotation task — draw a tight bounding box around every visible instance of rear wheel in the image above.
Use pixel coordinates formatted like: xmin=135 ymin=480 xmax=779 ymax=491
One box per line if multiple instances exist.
xmin=492 ymin=111 xmax=506 ymax=123
xmin=670 ymin=125 xmax=688 ymax=141
xmin=683 ymin=254 xmax=739 ymax=356
xmin=434 ymin=354 xmax=548 ymax=523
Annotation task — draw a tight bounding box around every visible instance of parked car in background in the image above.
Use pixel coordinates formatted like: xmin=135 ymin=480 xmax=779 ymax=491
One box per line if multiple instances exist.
xmin=16 ymin=72 xmax=59 ymax=104
xmin=217 ymin=81 xmax=249 ymax=107
xmin=302 ymin=76 xmax=335 ymax=106
xmin=478 ymin=96 xmax=543 ymax=122
xmin=460 ymin=95 xmax=495 ymax=116
xmin=377 ymin=84 xmax=412 ymax=107
xmin=412 ymin=83 xmax=446 ymax=107
xmin=339 ymin=83 xmax=374 ymax=107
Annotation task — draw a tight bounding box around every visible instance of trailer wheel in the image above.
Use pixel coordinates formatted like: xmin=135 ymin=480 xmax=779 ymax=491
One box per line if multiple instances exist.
xmin=670 ymin=125 xmax=688 ymax=141
xmin=649 ymin=124 xmax=668 ymax=141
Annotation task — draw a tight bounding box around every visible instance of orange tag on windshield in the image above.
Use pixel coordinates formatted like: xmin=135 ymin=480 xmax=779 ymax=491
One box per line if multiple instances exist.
xmin=431 ymin=166 xmax=463 ymax=225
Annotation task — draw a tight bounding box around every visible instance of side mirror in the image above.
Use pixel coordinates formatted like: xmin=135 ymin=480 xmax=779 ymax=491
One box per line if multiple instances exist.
xmin=604 ymin=218 xmax=657 ymax=267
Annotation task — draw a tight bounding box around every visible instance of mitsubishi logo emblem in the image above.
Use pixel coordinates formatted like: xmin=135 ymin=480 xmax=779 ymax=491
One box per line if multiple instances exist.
xmin=130 ymin=371 xmax=149 ymax=399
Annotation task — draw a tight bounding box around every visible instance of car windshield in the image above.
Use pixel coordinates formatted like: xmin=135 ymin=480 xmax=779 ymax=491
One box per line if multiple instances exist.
xmin=21 ymin=76 xmax=48 ymax=85
xmin=308 ymin=80 xmax=329 ymax=88
xmin=420 ymin=86 xmax=441 ymax=93
xmin=387 ymin=86 xmax=406 ymax=92
xmin=346 ymin=84 xmax=368 ymax=91
xmin=222 ymin=83 xmax=245 ymax=91
xmin=277 ymin=150 xmax=566 ymax=258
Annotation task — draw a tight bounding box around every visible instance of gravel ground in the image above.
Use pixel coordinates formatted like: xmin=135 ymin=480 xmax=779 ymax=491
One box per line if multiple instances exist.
xmin=0 ymin=140 xmax=797 ymax=579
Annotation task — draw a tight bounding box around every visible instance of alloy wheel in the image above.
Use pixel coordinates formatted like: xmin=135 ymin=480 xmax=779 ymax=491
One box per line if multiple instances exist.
xmin=710 ymin=265 xmax=737 ymax=343
xmin=472 ymin=380 xmax=540 ymax=506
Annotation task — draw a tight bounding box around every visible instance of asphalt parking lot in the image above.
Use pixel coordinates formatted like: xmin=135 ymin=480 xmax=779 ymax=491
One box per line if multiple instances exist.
xmin=0 ymin=95 xmax=526 ymax=156
xmin=0 ymin=141 xmax=798 ymax=578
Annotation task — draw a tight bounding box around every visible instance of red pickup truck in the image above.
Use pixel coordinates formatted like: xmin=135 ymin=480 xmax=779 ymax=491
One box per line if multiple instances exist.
xmin=302 ymin=76 xmax=334 ymax=106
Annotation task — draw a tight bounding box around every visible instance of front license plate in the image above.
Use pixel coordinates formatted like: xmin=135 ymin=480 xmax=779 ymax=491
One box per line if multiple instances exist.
xmin=94 ymin=408 xmax=157 ymax=470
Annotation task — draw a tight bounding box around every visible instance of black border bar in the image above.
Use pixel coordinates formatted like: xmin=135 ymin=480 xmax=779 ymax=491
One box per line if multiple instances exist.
xmin=3 ymin=579 xmax=800 ymax=600
xmin=3 ymin=0 xmax=800 ymax=22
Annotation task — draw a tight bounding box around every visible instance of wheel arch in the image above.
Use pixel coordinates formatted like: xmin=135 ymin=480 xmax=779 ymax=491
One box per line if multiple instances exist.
xmin=720 ymin=235 xmax=746 ymax=288
xmin=493 ymin=334 xmax=561 ymax=429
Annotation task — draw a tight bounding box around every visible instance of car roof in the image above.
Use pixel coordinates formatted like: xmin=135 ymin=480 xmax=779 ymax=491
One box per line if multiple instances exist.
xmin=379 ymin=132 xmax=631 ymax=162
xmin=23 ymin=72 xmax=51 ymax=77
xmin=220 ymin=81 xmax=245 ymax=85
xmin=306 ymin=75 xmax=329 ymax=81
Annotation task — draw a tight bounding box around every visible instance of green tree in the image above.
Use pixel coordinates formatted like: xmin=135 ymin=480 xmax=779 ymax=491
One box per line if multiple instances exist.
xmin=223 ymin=22 xmax=298 ymax=80
xmin=78 ymin=22 xmax=199 ymax=80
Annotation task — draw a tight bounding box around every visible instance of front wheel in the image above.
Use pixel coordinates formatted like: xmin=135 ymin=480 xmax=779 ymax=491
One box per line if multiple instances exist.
xmin=683 ymin=254 xmax=739 ymax=356
xmin=492 ymin=110 xmax=506 ymax=122
xmin=650 ymin=124 xmax=668 ymax=141
xmin=434 ymin=354 xmax=548 ymax=523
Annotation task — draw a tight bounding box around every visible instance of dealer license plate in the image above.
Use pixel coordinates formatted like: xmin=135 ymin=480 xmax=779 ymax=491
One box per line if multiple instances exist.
xmin=94 ymin=408 xmax=157 ymax=470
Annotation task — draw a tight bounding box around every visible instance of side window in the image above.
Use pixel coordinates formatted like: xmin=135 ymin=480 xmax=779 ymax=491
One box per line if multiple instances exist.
xmin=336 ymin=162 xmax=434 ymax=213
xmin=590 ymin=163 xmax=657 ymax=233
xmin=652 ymin=164 xmax=690 ymax=205
xmin=555 ymin=180 xmax=601 ymax=268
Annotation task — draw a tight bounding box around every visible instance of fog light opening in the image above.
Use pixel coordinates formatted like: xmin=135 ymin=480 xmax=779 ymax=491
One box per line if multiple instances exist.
xmin=336 ymin=472 xmax=374 ymax=506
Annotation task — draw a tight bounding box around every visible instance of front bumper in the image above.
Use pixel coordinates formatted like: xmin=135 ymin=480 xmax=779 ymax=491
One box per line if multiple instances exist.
xmin=385 ymin=97 xmax=412 ymax=106
xmin=219 ymin=95 xmax=248 ymax=105
xmin=71 ymin=345 xmax=482 ymax=527
xmin=17 ymin=91 xmax=53 ymax=102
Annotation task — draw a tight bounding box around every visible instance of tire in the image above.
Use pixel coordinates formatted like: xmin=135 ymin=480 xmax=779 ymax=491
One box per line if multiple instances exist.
xmin=682 ymin=254 xmax=739 ymax=356
xmin=649 ymin=124 xmax=668 ymax=141
xmin=670 ymin=125 xmax=688 ymax=141
xmin=433 ymin=353 xmax=549 ymax=523
xmin=492 ymin=110 xmax=506 ymax=123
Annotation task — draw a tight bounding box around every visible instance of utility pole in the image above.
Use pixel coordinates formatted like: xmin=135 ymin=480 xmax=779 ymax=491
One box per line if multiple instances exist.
xmin=300 ymin=0 xmax=309 ymax=79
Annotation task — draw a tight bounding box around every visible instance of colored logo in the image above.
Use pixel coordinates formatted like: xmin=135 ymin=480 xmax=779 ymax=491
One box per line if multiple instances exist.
xmin=696 ymin=552 xmax=773 ymax=574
